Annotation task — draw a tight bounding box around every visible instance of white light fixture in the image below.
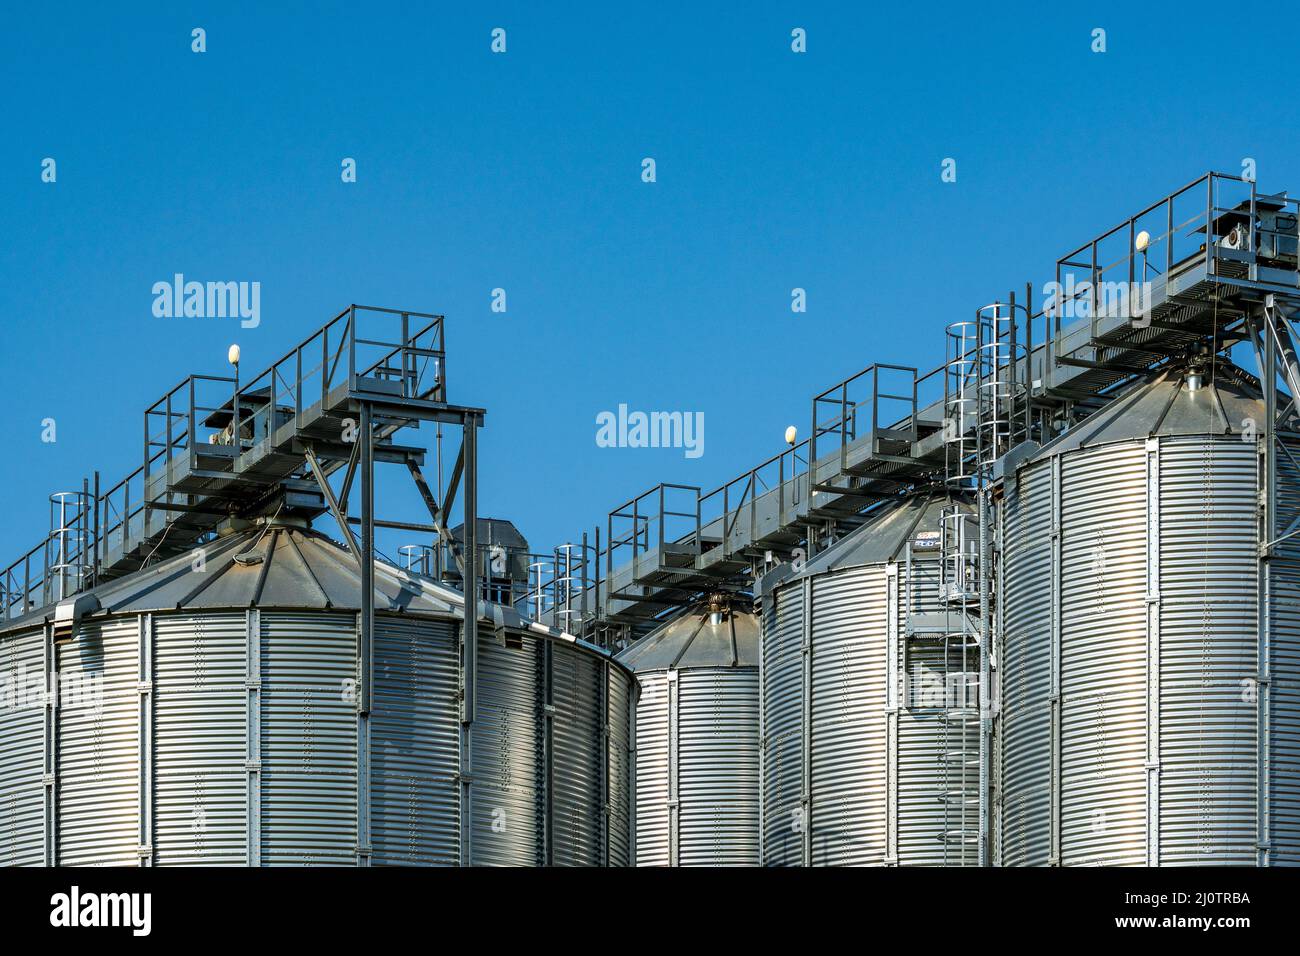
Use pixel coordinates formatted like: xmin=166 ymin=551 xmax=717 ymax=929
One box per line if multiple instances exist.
xmin=784 ymin=425 xmax=798 ymax=446
xmin=1135 ymin=230 xmax=1150 ymax=253
xmin=228 ymin=343 xmax=241 ymax=367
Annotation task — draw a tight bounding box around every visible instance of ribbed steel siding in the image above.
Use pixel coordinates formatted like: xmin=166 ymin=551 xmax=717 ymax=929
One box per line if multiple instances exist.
xmin=0 ymin=628 xmax=44 ymax=866
xmin=1000 ymin=435 xmax=1288 ymax=867
xmin=1158 ymin=439 xmax=1258 ymax=864
xmin=551 ymin=643 xmax=603 ymax=865
xmin=154 ymin=613 xmax=247 ymax=865
xmin=762 ymin=585 xmax=804 ymax=865
xmin=471 ymin=629 xmax=541 ymax=866
xmin=1058 ymin=442 xmax=1148 ymax=865
xmin=371 ymin=617 xmax=460 ymax=866
xmin=999 ymin=466 xmax=1052 ymax=866
xmin=675 ymin=669 xmax=760 ymax=865
xmin=1272 ymin=436 xmax=1300 ymax=866
xmin=259 ymin=612 xmax=358 ymax=865
xmin=632 ymin=671 xmax=671 ymax=865
xmin=606 ymin=665 xmax=633 ymax=867
xmin=4 ymin=605 xmax=628 ymax=868
xmin=58 ymin=617 xmax=138 ymax=866
xmin=810 ymin=568 xmax=887 ymax=865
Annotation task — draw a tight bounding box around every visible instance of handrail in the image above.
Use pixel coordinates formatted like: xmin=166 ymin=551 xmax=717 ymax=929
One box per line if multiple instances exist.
xmin=2 ymin=304 xmax=452 ymax=619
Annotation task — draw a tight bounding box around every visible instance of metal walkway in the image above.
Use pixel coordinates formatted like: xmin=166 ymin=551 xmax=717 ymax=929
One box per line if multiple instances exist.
xmin=531 ymin=171 xmax=1300 ymax=639
xmin=2 ymin=305 xmax=484 ymax=627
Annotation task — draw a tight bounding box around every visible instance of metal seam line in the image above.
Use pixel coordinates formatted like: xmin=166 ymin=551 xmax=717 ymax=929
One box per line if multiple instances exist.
xmin=1145 ymin=438 xmax=1162 ymax=866
xmin=137 ymin=612 xmax=154 ymax=866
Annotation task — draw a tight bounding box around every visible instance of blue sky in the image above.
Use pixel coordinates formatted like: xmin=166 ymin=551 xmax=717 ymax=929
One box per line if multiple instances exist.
xmin=2 ymin=1 xmax=1296 ymax=571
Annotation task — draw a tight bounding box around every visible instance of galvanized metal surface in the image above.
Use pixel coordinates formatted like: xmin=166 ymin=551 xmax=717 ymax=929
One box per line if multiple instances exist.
xmin=1270 ymin=436 xmax=1300 ymax=865
xmin=0 ymin=627 xmax=45 ymax=866
xmin=761 ymin=584 xmax=805 ymax=865
xmin=370 ymin=616 xmax=460 ymax=866
xmin=999 ymin=373 xmax=1299 ymax=866
xmin=57 ymin=616 xmax=139 ymax=866
xmin=0 ymin=525 xmax=632 ymax=867
xmin=631 ymin=667 xmax=760 ymax=865
xmin=154 ymin=612 xmax=247 ymax=865
xmin=620 ymin=602 xmax=761 ymax=866
xmin=760 ymin=495 xmax=979 ymax=866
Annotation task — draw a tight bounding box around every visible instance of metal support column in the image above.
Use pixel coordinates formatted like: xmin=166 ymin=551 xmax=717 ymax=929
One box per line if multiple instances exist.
xmin=137 ymin=613 xmax=154 ymax=866
xmin=245 ymin=608 xmax=262 ymax=866
xmin=884 ymin=562 xmax=899 ymax=865
xmin=800 ymin=576 xmax=813 ymax=867
xmin=666 ymin=668 xmax=680 ymax=866
xmin=459 ymin=413 xmax=479 ymax=866
xmin=1144 ymin=438 xmax=1162 ymax=866
xmin=356 ymin=404 xmax=374 ymax=866
xmin=977 ymin=486 xmax=991 ymax=867
xmin=42 ymin=621 xmax=56 ymax=866
xmin=599 ymin=659 xmax=611 ymax=867
xmin=541 ymin=637 xmax=554 ymax=866
xmin=355 ymin=611 xmax=371 ymax=867
xmin=1258 ymin=309 xmax=1277 ymax=867
xmin=1048 ymin=455 xmax=1062 ymax=866
xmin=358 ymin=403 xmax=374 ymax=715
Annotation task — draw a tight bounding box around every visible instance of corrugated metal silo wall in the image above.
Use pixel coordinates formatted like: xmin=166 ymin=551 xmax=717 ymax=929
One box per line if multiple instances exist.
xmin=999 ymin=435 xmax=1300 ymax=866
xmin=632 ymin=667 xmax=760 ymax=866
xmin=0 ymin=626 xmax=46 ymax=866
xmin=1272 ymin=435 xmax=1300 ymax=865
xmin=760 ymin=554 xmax=979 ymax=866
xmin=0 ymin=608 xmax=632 ymax=867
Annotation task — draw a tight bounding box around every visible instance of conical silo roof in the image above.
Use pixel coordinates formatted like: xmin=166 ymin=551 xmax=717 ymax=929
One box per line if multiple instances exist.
xmin=615 ymin=595 xmax=759 ymax=671
xmin=796 ymin=489 xmax=966 ymax=580
xmin=0 ymin=518 xmax=530 ymax=635
xmin=1028 ymin=363 xmax=1280 ymax=459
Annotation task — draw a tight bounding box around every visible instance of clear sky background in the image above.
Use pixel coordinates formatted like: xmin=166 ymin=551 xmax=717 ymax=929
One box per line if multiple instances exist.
xmin=3 ymin=1 xmax=1297 ymax=571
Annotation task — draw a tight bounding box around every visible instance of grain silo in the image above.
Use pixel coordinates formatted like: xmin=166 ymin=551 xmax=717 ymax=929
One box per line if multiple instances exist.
xmin=758 ymin=490 xmax=981 ymax=866
xmin=0 ymin=516 xmax=634 ymax=867
xmin=997 ymin=364 xmax=1300 ymax=866
xmin=616 ymin=593 xmax=760 ymax=866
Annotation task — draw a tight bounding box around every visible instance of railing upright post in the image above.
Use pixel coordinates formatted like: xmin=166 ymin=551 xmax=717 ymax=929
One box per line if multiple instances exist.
xmin=694 ymin=488 xmax=701 ymax=556
xmin=349 ymin=306 xmax=357 ymax=389
xmin=1207 ymin=176 xmax=1215 ymax=278
xmin=1167 ymin=199 xmax=1174 ymax=274
xmin=402 ymin=312 xmax=410 ymax=397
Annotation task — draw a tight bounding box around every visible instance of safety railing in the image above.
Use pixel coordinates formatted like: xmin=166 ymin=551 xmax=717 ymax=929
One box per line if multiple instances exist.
xmin=233 ymin=305 xmax=446 ymax=450
xmin=1050 ymin=172 xmax=1300 ymax=362
xmin=1 ymin=305 xmax=453 ymax=618
xmin=606 ymin=483 xmax=701 ymax=576
xmin=810 ymin=363 xmax=918 ymax=478
xmin=515 ymin=539 xmax=602 ymax=630
xmin=0 ymin=491 xmax=95 ymax=621
xmin=698 ymin=438 xmax=811 ymax=558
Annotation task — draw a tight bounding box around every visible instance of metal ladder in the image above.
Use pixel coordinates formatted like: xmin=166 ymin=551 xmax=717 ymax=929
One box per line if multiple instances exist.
xmin=939 ymin=303 xmax=1026 ymax=865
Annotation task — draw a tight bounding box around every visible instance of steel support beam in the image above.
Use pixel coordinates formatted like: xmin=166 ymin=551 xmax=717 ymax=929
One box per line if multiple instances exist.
xmin=884 ymin=561 xmax=899 ymax=865
xmin=1258 ymin=306 xmax=1277 ymax=867
xmin=458 ymin=413 xmax=479 ymax=866
xmin=1048 ymin=454 xmax=1062 ymax=865
xmin=137 ymin=613 xmax=154 ymax=866
xmin=1144 ymin=438 xmax=1162 ymax=866
xmin=42 ymin=621 xmax=56 ymax=866
xmin=245 ymin=608 xmax=261 ymax=866
xmin=305 ymin=446 xmax=362 ymax=562
xmin=800 ymin=576 xmax=812 ymax=867
xmin=358 ymin=402 xmax=374 ymax=717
